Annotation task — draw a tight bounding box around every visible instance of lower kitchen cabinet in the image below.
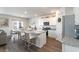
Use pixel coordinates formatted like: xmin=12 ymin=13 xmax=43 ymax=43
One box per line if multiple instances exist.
xmin=48 ymin=30 xmax=56 ymax=38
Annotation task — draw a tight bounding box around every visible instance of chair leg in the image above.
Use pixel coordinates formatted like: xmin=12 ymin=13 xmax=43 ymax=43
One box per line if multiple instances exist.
xmin=24 ymin=42 xmax=32 ymax=51
xmin=27 ymin=43 xmax=30 ymax=50
xmin=24 ymin=42 xmax=30 ymax=49
xmin=24 ymin=42 xmax=27 ymax=47
xmin=13 ymin=37 xmax=15 ymax=43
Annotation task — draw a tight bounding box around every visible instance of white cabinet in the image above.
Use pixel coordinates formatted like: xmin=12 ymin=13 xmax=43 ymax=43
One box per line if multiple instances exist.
xmin=48 ymin=30 xmax=56 ymax=38
xmin=35 ymin=32 xmax=46 ymax=48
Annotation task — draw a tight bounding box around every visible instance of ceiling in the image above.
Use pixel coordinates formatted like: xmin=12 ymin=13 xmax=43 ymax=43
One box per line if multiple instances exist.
xmin=0 ymin=7 xmax=60 ymax=18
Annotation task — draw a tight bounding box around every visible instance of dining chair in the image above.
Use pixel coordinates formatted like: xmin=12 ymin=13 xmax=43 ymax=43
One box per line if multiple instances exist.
xmin=10 ymin=30 xmax=20 ymax=43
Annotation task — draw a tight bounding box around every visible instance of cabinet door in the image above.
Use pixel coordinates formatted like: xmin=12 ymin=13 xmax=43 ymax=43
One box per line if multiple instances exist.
xmin=48 ymin=30 xmax=56 ymax=38
xmin=35 ymin=32 xmax=46 ymax=48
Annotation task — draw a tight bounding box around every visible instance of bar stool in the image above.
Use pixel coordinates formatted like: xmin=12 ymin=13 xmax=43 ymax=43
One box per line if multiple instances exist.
xmin=24 ymin=33 xmax=36 ymax=50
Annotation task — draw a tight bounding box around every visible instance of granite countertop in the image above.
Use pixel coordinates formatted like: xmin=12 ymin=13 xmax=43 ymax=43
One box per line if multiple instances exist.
xmin=25 ymin=30 xmax=46 ymax=35
xmin=63 ymin=36 xmax=79 ymax=48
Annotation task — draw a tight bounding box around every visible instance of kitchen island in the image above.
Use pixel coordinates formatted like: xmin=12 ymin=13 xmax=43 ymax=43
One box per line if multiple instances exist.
xmin=25 ymin=30 xmax=46 ymax=48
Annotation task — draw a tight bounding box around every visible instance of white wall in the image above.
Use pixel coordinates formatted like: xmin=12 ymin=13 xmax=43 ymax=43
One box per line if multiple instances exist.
xmin=56 ymin=10 xmax=63 ymax=42
xmin=9 ymin=17 xmax=29 ymax=30
xmin=74 ymin=7 xmax=79 ymax=25
xmin=46 ymin=17 xmax=57 ymax=25
xmin=65 ymin=7 xmax=74 ymax=15
xmin=0 ymin=15 xmax=29 ymax=35
xmin=29 ymin=17 xmax=42 ymax=30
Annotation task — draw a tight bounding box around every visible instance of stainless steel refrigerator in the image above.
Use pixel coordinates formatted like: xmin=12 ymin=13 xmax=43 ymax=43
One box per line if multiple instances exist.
xmin=62 ymin=15 xmax=75 ymax=38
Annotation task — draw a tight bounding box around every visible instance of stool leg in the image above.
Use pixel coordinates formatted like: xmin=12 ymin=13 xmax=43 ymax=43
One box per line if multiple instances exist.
xmin=13 ymin=37 xmax=15 ymax=43
xmin=27 ymin=43 xmax=30 ymax=50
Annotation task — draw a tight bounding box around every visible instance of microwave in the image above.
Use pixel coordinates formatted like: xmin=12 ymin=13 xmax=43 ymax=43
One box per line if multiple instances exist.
xmin=43 ymin=22 xmax=49 ymax=26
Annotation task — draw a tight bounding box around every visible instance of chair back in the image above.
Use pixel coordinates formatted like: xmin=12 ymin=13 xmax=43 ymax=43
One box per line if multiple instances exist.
xmin=25 ymin=33 xmax=30 ymax=42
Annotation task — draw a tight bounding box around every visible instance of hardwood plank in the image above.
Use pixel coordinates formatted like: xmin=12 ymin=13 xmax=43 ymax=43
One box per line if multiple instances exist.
xmin=0 ymin=37 xmax=62 ymax=52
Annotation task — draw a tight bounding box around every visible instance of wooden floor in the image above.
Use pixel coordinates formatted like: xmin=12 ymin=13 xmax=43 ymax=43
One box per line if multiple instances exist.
xmin=0 ymin=37 xmax=62 ymax=52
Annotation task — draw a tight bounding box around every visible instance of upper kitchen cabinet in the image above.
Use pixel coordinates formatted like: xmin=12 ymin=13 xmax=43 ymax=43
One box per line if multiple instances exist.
xmin=48 ymin=17 xmax=57 ymax=25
